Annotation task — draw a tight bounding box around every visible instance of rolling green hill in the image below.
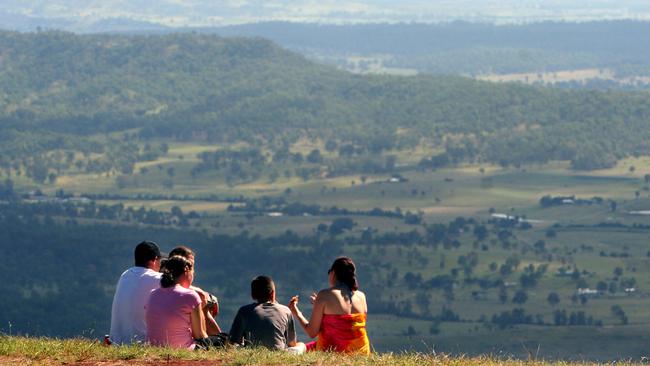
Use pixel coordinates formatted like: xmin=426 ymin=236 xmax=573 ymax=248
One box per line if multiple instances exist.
xmin=2 ymin=31 xmax=650 ymax=171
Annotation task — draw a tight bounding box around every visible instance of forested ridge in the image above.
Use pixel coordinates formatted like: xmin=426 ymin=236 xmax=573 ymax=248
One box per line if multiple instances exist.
xmin=2 ymin=30 xmax=650 ymax=170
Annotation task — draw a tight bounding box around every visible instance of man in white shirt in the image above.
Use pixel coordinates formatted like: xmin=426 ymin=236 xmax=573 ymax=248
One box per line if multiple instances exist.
xmin=109 ymin=241 xmax=163 ymax=345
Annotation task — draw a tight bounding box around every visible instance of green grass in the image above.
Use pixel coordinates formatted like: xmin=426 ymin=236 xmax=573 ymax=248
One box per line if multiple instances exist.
xmin=0 ymin=336 xmax=639 ymax=365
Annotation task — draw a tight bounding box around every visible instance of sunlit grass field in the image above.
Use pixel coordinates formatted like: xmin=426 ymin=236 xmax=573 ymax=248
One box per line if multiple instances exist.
xmin=0 ymin=336 xmax=645 ymax=365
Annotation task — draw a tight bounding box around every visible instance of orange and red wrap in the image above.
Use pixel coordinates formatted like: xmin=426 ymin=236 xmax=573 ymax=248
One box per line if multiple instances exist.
xmin=306 ymin=313 xmax=370 ymax=355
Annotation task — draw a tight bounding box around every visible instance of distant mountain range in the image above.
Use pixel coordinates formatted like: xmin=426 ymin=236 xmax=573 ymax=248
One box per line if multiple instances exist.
xmin=2 ymin=0 xmax=650 ymax=32
xmin=207 ymin=21 xmax=650 ymax=78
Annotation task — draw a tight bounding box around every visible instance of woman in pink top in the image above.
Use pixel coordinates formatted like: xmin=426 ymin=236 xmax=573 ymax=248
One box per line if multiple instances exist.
xmin=146 ymin=255 xmax=222 ymax=350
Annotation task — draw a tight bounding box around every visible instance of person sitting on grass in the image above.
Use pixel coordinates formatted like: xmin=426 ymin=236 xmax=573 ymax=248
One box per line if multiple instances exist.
xmin=109 ymin=241 xmax=163 ymax=345
xmin=145 ymin=255 xmax=224 ymax=350
xmin=166 ymin=245 xmax=222 ymax=333
xmin=229 ymin=275 xmax=306 ymax=354
xmin=289 ymin=257 xmax=370 ymax=355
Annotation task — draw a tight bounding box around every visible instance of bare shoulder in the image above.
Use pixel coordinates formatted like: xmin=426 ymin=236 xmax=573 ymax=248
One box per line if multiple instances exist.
xmin=317 ymin=288 xmax=334 ymax=298
xmin=316 ymin=288 xmax=338 ymax=303
xmin=353 ymin=290 xmax=367 ymax=312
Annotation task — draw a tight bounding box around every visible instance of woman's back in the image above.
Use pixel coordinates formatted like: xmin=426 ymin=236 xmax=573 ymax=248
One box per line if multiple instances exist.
xmin=146 ymin=285 xmax=201 ymax=349
xmin=321 ymin=288 xmax=367 ymax=315
xmin=313 ymin=288 xmax=369 ymax=355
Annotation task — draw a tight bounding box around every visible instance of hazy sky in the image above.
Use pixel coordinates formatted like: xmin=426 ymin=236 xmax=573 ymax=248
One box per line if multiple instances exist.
xmin=3 ymin=0 xmax=650 ymax=26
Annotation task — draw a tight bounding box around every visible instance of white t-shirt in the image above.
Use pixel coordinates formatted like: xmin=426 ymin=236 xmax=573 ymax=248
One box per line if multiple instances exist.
xmin=109 ymin=266 xmax=162 ymax=344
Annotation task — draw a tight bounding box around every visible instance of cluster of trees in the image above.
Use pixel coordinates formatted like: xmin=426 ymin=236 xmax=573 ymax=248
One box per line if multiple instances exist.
xmin=491 ymin=308 xmax=542 ymax=329
xmin=0 ymin=134 xmax=169 ymax=184
xmin=192 ymin=149 xmax=267 ymax=183
xmin=2 ymin=199 xmax=200 ymax=228
xmin=553 ymin=310 xmax=602 ymax=326
xmin=611 ymin=305 xmax=629 ymax=325
xmin=189 ymin=145 xmax=401 ymax=184
xmin=82 ymin=192 xmax=244 ymax=203
xmin=228 ymin=197 xmax=406 ymax=219
xmin=539 ymin=195 xmax=604 ymax=207
xmin=0 ymin=179 xmax=16 ymax=200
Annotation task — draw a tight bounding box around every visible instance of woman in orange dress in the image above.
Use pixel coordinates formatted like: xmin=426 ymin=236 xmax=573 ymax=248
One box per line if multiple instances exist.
xmin=288 ymin=257 xmax=370 ymax=355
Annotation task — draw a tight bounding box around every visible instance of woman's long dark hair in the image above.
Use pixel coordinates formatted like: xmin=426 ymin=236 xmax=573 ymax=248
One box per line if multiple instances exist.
xmin=330 ymin=256 xmax=359 ymax=291
xmin=160 ymin=255 xmax=192 ymax=288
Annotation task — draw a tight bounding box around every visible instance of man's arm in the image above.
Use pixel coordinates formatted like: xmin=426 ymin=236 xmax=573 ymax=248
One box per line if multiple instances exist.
xmin=204 ymin=309 xmax=221 ymax=335
xmin=191 ymin=286 xmax=221 ymax=335
xmin=286 ymin=313 xmax=297 ymax=347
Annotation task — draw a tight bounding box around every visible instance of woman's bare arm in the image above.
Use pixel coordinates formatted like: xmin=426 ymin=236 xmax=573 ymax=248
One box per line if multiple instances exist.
xmin=191 ymin=286 xmax=221 ymax=335
xmin=289 ymin=292 xmax=326 ymax=338
xmin=190 ymin=305 xmax=208 ymax=340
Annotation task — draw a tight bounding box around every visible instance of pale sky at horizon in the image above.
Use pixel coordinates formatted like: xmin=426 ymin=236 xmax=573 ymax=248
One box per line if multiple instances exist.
xmin=3 ymin=0 xmax=650 ymax=27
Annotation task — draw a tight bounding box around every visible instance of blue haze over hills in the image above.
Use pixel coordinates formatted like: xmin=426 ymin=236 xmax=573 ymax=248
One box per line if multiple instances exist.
xmin=2 ymin=0 xmax=650 ymax=32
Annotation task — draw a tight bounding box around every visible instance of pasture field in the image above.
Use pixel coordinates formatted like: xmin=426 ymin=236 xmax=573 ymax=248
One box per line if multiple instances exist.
xmin=475 ymin=68 xmax=650 ymax=86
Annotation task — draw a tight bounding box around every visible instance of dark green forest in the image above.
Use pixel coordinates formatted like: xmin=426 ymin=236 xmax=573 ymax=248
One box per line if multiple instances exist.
xmin=2 ymin=30 xmax=650 ymax=174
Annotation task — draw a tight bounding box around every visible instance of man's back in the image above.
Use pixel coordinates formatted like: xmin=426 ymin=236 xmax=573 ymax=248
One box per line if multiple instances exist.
xmin=110 ymin=266 xmax=161 ymax=344
xmin=229 ymin=302 xmax=296 ymax=350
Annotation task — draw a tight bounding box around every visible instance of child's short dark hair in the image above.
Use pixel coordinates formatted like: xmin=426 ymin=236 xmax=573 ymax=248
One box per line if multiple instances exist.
xmin=251 ymin=275 xmax=274 ymax=303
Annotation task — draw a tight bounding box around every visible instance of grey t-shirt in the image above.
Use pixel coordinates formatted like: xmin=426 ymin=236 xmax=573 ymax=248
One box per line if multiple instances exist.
xmin=229 ymin=302 xmax=297 ymax=350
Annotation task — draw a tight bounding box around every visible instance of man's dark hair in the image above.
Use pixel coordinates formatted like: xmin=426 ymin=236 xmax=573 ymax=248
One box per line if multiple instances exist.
xmin=251 ymin=275 xmax=274 ymax=303
xmin=134 ymin=241 xmax=161 ymax=267
xmin=169 ymin=245 xmax=194 ymax=259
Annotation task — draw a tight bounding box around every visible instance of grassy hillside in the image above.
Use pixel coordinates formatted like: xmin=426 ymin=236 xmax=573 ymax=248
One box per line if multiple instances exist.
xmin=0 ymin=336 xmax=631 ymax=366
